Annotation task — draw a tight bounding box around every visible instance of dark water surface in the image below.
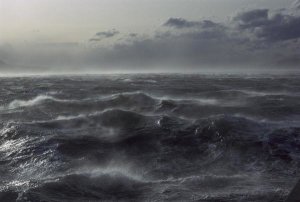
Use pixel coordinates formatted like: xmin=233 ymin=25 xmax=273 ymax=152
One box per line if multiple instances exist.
xmin=0 ymin=74 xmax=299 ymax=201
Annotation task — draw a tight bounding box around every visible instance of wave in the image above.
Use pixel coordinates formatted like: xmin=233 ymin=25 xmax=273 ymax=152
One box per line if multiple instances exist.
xmin=28 ymin=109 xmax=152 ymax=132
xmin=0 ymin=115 xmax=298 ymax=201
xmin=105 ymin=92 xmax=158 ymax=109
xmin=237 ymin=90 xmax=300 ymax=97
xmin=3 ymin=111 xmax=298 ymax=178
xmin=5 ymin=91 xmax=284 ymax=124
xmin=12 ymin=171 xmax=289 ymax=202
xmin=1 ymin=75 xmax=299 ymax=201
xmin=1 ymin=92 xmax=224 ymax=114
xmin=6 ymin=95 xmax=68 ymax=109
xmin=17 ymin=170 xmax=148 ymax=202
xmin=3 ymin=111 xmax=299 ymax=160
xmin=207 ymin=89 xmax=300 ymax=100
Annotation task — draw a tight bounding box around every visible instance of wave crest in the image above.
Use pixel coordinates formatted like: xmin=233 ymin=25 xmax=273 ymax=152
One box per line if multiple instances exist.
xmin=7 ymin=95 xmax=65 ymax=109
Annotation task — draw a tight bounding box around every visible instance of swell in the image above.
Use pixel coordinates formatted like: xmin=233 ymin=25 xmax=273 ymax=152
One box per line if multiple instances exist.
xmin=1 ymin=92 xmax=222 ymax=113
xmin=2 ymin=92 xmax=299 ymax=123
xmin=3 ymin=171 xmax=289 ymax=202
xmin=1 ymin=75 xmax=299 ymax=201
xmin=1 ymin=111 xmax=299 ymax=182
xmin=6 ymin=95 xmax=69 ymax=109
xmin=28 ymin=108 xmax=153 ymax=132
xmin=5 ymin=172 xmax=148 ymax=202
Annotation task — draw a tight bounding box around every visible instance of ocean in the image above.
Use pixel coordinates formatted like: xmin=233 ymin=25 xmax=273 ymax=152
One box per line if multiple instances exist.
xmin=0 ymin=74 xmax=299 ymax=201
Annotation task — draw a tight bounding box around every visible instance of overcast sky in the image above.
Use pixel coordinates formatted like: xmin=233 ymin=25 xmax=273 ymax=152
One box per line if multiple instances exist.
xmin=0 ymin=0 xmax=300 ymax=73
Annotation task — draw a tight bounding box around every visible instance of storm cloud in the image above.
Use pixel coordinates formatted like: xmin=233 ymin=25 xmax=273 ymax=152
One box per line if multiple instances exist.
xmin=234 ymin=9 xmax=300 ymax=42
xmin=163 ymin=18 xmax=219 ymax=29
xmin=1 ymin=4 xmax=300 ymax=73
xmin=82 ymin=7 xmax=300 ymax=70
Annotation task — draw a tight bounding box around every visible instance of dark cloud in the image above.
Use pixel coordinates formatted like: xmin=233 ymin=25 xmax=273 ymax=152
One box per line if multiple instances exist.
xmin=96 ymin=30 xmax=119 ymax=37
xmin=1 ymin=6 xmax=300 ymax=73
xmin=235 ymin=9 xmax=300 ymax=42
xmin=84 ymin=27 xmax=259 ymax=69
xmin=164 ymin=18 xmax=218 ymax=29
xmin=164 ymin=18 xmax=201 ymax=28
xmin=294 ymin=0 xmax=300 ymax=9
xmin=89 ymin=29 xmax=119 ymax=42
xmin=234 ymin=9 xmax=269 ymax=29
xmin=83 ymin=11 xmax=300 ymax=70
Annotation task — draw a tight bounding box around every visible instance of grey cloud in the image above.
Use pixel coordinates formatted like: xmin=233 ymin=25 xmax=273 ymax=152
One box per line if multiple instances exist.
xmin=1 ymin=6 xmax=300 ymax=73
xmin=293 ymin=0 xmax=300 ymax=9
xmin=89 ymin=29 xmax=119 ymax=42
xmin=84 ymin=28 xmax=265 ymax=69
xmin=82 ymin=11 xmax=300 ymax=70
xmin=234 ymin=9 xmax=269 ymax=29
xmin=164 ymin=18 xmax=201 ymax=28
xmin=235 ymin=9 xmax=300 ymax=42
xmin=164 ymin=18 xmax=218 ymax=29
xmin=96 ymin=30 xmax=119 ymax=37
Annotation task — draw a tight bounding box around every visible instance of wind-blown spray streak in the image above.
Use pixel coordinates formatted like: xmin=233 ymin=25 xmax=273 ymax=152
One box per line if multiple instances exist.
xmin=0 ymin=74 xmax=299 ymax=201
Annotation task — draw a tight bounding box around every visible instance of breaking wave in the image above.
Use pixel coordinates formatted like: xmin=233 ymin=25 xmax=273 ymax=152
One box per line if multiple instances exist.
xmin=5 ymin=95 xmax=68 ymax=109
xmin=0 ymin=74 xmax=299 ymax=201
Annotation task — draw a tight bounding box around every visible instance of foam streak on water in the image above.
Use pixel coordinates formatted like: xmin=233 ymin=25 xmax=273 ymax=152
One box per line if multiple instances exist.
xmin=0 ymin=74 xmax=299 ymax=201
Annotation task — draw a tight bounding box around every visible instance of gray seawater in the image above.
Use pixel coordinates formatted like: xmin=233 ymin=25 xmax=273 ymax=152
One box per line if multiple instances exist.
xmin=0 ymin=74 xmax=299 ymax=201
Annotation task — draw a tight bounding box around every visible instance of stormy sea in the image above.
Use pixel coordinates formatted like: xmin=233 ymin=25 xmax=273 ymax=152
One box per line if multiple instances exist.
xmin=0 ymin=74 xmax=299 ymax=202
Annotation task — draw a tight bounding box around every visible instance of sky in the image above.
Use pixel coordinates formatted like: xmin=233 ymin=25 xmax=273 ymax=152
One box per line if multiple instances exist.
xmin=0 ymin=0 xmax=300 ymax=73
